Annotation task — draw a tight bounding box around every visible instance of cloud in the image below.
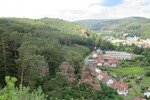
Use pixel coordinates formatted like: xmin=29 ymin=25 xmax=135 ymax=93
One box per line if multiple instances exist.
xmin=0 ymin=0 xmax=150 ymax=21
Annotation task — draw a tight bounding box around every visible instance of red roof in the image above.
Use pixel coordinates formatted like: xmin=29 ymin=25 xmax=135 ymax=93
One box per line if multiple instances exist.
xmin=110 ymin=82 xmax=128 ymax=91
xmin=94 ymin=59 xmax=104 ymax=63
xmin=108 ymin=59 xmax=119 ymax=64
xmin=131 ymin=98 xmax=146 ymax=100
xmin=98 ymin=73 xmax=108 ymax=77
xmin=97 ymin=54 xmax=103 ymax=58
xmin=107 ymin=58 xmax=115 ymax=60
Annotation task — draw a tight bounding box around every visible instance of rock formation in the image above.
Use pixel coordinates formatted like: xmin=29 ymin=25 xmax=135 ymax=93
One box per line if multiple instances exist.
xmin=59 ymin=62 xmax=75 ymax=86
xmin=80 ymin=65 xmax=102 ymax=90
xmin=39 ymin=62 xmax=49 ymax=76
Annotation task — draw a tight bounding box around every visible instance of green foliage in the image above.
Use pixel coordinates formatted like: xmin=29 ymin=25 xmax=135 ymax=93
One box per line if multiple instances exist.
xmin=0 ymin=76 xmax=47 ymax=100
xmin=145 ymin=71 xmax=150 ymax=77
xmin=100 ymin=40 xmax=115 ymax=50
xmin=76 ymin=17 xmax=150 ymax=38
xmin=0 ymin=17 xmax=101 ymax=86
xmin=0 ymin=76 xmax=17 ymax=100
xmin=43 ymin=72 xmax=68 ymax=92
xmin=12 ymin=86 xmax=47 ymax=100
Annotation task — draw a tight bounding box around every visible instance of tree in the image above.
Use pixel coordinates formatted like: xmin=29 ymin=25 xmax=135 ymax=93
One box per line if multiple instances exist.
xmin=0 ymin=76 xmax=47 ymax=100
xmin=17 ymin=41 xmax=45 ymax=87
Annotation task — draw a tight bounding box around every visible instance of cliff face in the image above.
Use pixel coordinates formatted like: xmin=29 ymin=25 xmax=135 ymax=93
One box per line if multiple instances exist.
xmin=59 ymin=62 xmax=75 ymax=86
xmin=81 ymin=65 xmax=102 ymax=90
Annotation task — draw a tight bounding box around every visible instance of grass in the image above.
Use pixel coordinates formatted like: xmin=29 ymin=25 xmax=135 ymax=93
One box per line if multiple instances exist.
xmin=125 ymin=90 xmax=140 ymax=100
xmin=131 ymin=53 xmax=142 ymax=59
xmin=110 ymin=67 xmax=146 ymax=76
xmin=141 ymin=77 xmax=150 ymax=87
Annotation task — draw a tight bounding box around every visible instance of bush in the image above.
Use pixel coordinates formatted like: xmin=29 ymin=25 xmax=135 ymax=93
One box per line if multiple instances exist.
xmin=145 ymin=71 xmax=150 ymax=77
xmin=128 ymin=83 xmax=133 ymax=88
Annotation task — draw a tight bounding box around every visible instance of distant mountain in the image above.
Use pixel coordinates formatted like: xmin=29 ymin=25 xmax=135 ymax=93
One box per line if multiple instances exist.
xmin=75 ymin=17 xmax=150 ymax=38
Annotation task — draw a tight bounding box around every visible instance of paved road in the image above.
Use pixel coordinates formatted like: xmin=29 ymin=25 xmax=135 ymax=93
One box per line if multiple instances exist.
xmin=84 ymin=51 xmax=94 ymax=65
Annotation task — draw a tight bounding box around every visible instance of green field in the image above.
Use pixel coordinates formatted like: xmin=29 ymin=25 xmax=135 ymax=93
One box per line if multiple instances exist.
xmin=108 ymin=67 xmax=147 ymax=76
xmin=115 ymin=67 xmax=146 ymax=75
xmin=141 ymin=77 xmax=150 ymax=87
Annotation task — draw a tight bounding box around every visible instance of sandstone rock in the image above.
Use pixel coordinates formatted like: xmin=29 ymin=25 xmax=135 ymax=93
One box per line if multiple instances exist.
xmin=81 ymin=65 xmax=102 ymax=90
xmin=59 ymin=62 xmax=75 ymax=86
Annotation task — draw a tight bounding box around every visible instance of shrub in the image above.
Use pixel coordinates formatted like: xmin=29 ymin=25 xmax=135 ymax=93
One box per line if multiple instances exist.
xmin=145 ymin=71 xmax=150 ymax=77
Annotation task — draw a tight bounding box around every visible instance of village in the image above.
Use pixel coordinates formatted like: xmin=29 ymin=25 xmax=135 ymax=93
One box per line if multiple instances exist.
xmin=105 ymin=35 xmax=150 ymax=48
xmin=85 ymin=49 xmax=150 ymax=99
xmin=86 ymin=49 xmax=130 ymax=96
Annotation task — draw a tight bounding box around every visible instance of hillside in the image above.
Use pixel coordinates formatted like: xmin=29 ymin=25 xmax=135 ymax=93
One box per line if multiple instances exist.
xmin=75 ymin=17 xmax=150 ymax=38
xmin=0 ymin=17 xmax=102 ymax=84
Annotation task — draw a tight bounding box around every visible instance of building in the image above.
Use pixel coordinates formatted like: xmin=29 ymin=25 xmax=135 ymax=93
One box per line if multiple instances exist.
xmin=97 ymin=73 xmax=108 ymax=80
xmin=94 ymin=59 xmax=104 ymax=66
xmin=104 ymin=51 xmax=131 ymax=59
xmin=92 ymin=53 xmax=97 ymax=58
xmin=108 ymin=59 xmax=119 ymax=67
xmin=144 ymin=92 xmax=150 ymax=98
xmin=95 ymin=68 xmax=101 ymax=73
xmin=102 ymin=76 xmax=115 ymax=86
xmin=110 ymin=82 xmax=128 ymax=96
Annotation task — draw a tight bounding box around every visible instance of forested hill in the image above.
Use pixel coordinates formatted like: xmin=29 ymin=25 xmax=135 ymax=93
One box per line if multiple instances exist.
xmin=75 ymin=17 xmax=150 ymax=38
xmin=0 ymin=17 xmax=102 ymax=85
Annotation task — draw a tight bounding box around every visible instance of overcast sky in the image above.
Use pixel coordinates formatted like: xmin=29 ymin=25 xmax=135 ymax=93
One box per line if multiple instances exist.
xmin=0 ymin=0 xmax=150 ymax=21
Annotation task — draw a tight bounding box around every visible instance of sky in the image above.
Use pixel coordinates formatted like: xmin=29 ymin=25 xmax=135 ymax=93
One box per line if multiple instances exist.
xmin=0 ymin=0 xmax=150 ymax=21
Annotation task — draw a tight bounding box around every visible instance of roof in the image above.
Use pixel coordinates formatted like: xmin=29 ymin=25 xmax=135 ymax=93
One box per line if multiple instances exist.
xmin=94 ymin=59 xmax=104 ymax=63
xmin=131 ymin=98 xmax=146 ymax=100
xmin=108 ymin=59 xmax=119 ymax=64
xmin=101 ymin=76 xmax=114 ymax=84
xmin=144 ymin=92 xmax=150 ymax=96
xmin=110 ymin=82 xmax=128 ymax=91
xmin=107 ymin=58 xmax=115 ymax=60
xmin=98 ymin=73 xmax=108 ymax=77
xmin=97 ymin=54 xmax=103 ymax=58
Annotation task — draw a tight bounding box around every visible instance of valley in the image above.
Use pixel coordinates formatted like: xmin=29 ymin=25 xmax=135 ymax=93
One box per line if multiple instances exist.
xmin=86 ymin=49 xmax=150 ymax=100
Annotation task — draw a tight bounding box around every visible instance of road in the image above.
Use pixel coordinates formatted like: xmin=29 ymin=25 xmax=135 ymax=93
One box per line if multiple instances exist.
xmin=84 ymin=51 xmax=95 ymax=65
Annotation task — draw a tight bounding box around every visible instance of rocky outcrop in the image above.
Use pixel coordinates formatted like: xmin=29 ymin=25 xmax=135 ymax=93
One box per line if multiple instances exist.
xmin=80 ymin=65 xmax=102 ymax=90
xmin=39 ymin=62 xmax=49 ymax=76
xmin=59 ymin=62 xmax=75 ymax=86
xmin=78 ymin=28 xmax=88 ymax=37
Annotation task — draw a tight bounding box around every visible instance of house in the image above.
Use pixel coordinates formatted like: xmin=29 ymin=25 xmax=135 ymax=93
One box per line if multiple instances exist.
xmin=97 ymin=73 xmax=108 ymax=80
xmin=97 ymin=54 xmax=103 ymax=59
xmin=102 ymin=55 xmax=111 ymax=60
xmin=110 ymin=82 xmax=128 ymax=96
xmin=148 ymin=87 xmax=150 ymax=91
xmin=95 ymin=68 xmax=101 ymax=73
xmin=102 ymin=76 xmax=115 ymax=86
xmin=103 ymin=62 xmax=108 ymax=67
xmin=144 ymin=92 xmax=150 ymax=98
xmin=92 ymin=53 xmax=97 ymax=58
xmin=94 ymin=59 xmax=104 ymax=66
xmin=131 ymin=98 xmax=146 ymax=100
xmin=108 ymin=59 xmax=119 ymax=67
xmin=96 ymin=49 xmax=102 ymax=54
